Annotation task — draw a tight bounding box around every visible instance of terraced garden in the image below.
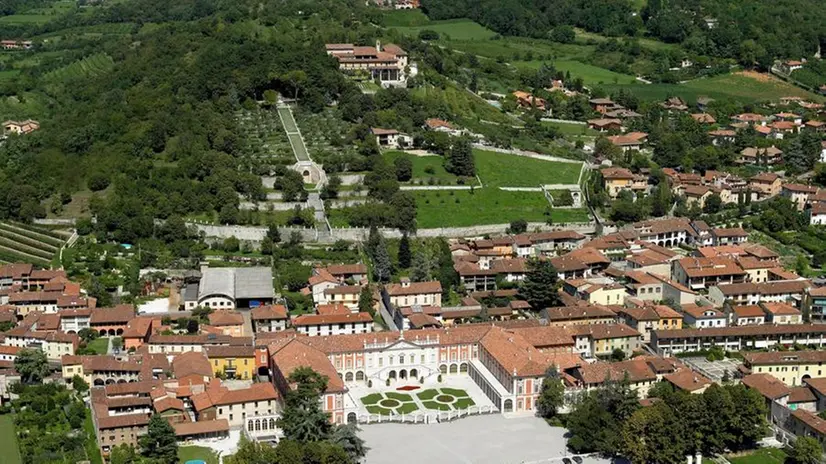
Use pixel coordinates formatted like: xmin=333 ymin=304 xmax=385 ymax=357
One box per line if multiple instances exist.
xmin=417 ymin=388 xmax=476 ymax=411
xmin=361 ymin=392 xmax=419 ymax=415
xmin=236 ymin=107 xmax=295 ymax=165
xmin=43 ymin=53 xmax=114 ymax=82
xmin=0 ymin=222 xmax=68 ymax=265
xmin=295 ymin=108 xmax=359 ymax=165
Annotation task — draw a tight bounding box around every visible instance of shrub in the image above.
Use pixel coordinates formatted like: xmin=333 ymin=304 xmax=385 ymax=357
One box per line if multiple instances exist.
xmin=437 ymin=374 xmax=443 ymax=383
xmin=420 ymin=377 xmax=424 ymax=384
xmin=368 ymin=380 xmax=373 ymax=388
xmin=386 ymin=378 xmax=391 ymax=387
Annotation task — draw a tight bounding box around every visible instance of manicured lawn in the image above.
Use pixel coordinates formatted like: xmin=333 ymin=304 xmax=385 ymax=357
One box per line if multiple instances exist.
xmin=385 ymin=392 xmax=414 ymax=402
xmin=392 ymin=18 xmax=497 ymax=41
xmin=422 ymin=401 xmax=451 ymax=411
xmin=361 ymin=393 xmax=382 ymax=405
xmin=727 ymin=448 xmax=787 ymax=464
xmin=0 ymin=415 xmax=22 ymax=464
xmin=454 ymin=397 xmax=476 ymax=409
xmin=603 ymin=72 xmax=823 ymax=103
xmin=397 ymin=402 xmax=419 ymax=414
xmin=514 ymin=59 xmax=636 ymax=85
xmin=417 ymin=389 xmax=439 ymax=401
xmin=86 ymin=337 xmax=109 ymax=355
xmin=413 ymin=188 xmax=589 ymax=228
xmin=441 ymin=388 xmax=470 ymax=397
xmin=382 ymin=151 xmax=460 ymax=184
xmin=366 ymin=405 xmax=394 ymax=415
xmin=475 ymin=149 xmax=582 ymax=187
xmin=178 ymin=445 xmax=219 ymax=464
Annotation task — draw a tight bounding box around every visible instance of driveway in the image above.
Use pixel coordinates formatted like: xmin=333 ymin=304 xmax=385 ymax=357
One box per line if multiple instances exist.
xmin=359 ymin=414 xmax=611 ymax=464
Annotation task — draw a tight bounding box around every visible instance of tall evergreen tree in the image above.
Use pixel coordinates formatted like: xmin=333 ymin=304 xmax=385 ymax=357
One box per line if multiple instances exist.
xmin=398 ymin=234 xmax=412 ymax=268
xmin=518 ymin=259 xmax=561 ymax=309
xmin=536 ymin=366 xmax=565 ymax=419
xmin=445 ymin=136 xmax=476 ymax=177
xmin=372 ymin=238 xmax=393 ymax=283
xmin=277 ymin=367 xmax=333 ymax=443
xmin=139 ymin=414 xmax=178 ymax=462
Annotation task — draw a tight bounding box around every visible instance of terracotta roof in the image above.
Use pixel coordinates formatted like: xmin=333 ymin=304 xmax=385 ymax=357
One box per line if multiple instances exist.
xmin=761 ymin=302 xmax=800 ymax=316
xmin=568 ymin=323 xmax=640 ymax=340
xmin=90 ymin=305 xmax=135 ymax=324
xmin=715 ymin=280 xmax=810 ymax=296
xmin=743 ymin=373 xmax=791 ymax=399
xmin=309 ymin=268 xmax=337 ymax=286
xmin=789 ymin=386 xmax=817 ymax=404
xmin=655 ymin=324 xmax=826 ymax=340
xmin=783 ymin=183 xmax=818 ymax=194
xmin=171 ymin=351 xmax=213 ymax=380
xmin=743 ymin=351 xmax=826 ymax=365
xmin=251 ymin=305 xmax=289 ymax=320
xmin=323 ymin=285 xmax=362 ymax=295
xmin=751 ymin=172 xmax=780 ymax=183
xmin=601 ymin=167 xmax=634 ymax=180
xmin=545 ymin=305 xmax=616 ymax=321
xmin=691 ymin=113 xmax=716 ymax=124
xmin=407 ymin=313 xmax=442 ymax=328
xmin=424 ymin=118 xmax=455 ymax=130
xmin=208 ymin=310 xmax=244 ymax=326
xmin=791 ymin=409 xmax=826 ymax=435
xmin=732 ymin=305 xmax=765 ymax=318
xmin=97 ymin=413 xmax=151 ymax=430
xmin=122 ymin=317 xmax=153 ymax=338
xmin=270 ymin=338 xmax=345 ymax=393
xmin=153 ymin=396 xmax=184 ymax=412
xmin=204 ymin=345 xmax=255 ymax=358
xmin=481 ymin=326 xmax=581 ymax=377
xmin=316 ymin=304 xmax=351 ymax=316
xmin=804 ymin=378 xmax=826 ymax=397
xmin=325 ymin=264 xmax=367 ymax=276
xmin=386 ymin=281 xmax=442 ymax=296
xmin=676 ymin=257 xmax=745 ymax=278
xmin=173 ymin=419 xmax=230 ymax=437
xmin=680 ymin=304 xmax=724 ymax=319
xmin=576 ymin=359 xmax=655 ymax=384
xmin=664 ymin=369 xmax=711 ymax=392
xmin=0 ymin=263 xmax=33 ymax=279
xmin=712 ymin=227 xmax=748 ymax=238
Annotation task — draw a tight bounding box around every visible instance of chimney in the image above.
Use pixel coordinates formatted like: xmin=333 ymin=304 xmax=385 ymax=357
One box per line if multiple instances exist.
xmin=401 ymin=278 xmax=410 ymax=288
xmin=376 ymin=39 xmax=382 ymax=52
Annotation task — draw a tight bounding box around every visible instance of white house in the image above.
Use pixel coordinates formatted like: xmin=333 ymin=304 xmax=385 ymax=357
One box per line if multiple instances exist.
xmin=292 ymin=312 xmax=374 ymax=336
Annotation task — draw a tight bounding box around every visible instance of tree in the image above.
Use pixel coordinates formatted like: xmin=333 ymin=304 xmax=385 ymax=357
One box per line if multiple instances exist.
xmin=372 ymin=240 xmax=393 ymax=283
xmin=139 ymin=414 xmax=178 ymax=462
xmin=410 ymin=250 xmax=431 ymax=282
xmin=330 ymin=424 xmax=368 ymax=463
xmin=78 ymin=328 xmax=99 ymax=343
xmin=609 ymin=348 xmax=626 ymax=362
xmin=72 ymin=375 xmax=89 ymax=395
xmin=266 ymin=222 xmax=281 ymax=244
xmin=277 ymin=367 xmax=333 ymax=442
xmin=109 ymin=444 xmax=143 ymax=464
xmin=518 ymin=258 xmax=561 ymax=309
xmin=445 ymin=137 xmax=476 ymax=177
xmin=703 ymin=193 xmax=722 ymax=214
xmin=621 ymin=401 xmax=688 ymax=464
xmin=509 ymin=219 xmax=528 ymax=234
xmin=394 ymin=156 xmax=413 ymax=182
xmin=15 ymin=348 xmax=50 ymax=383
xmin=186 ymin=318 xmax=199 ymax=334
xmin=398 ymin=233 xmax=412 ymax=268
xmin=537 ymin=366 xmax=565 ymax=419
xmin=358 ymin=286 xmax=374 ymax=316
xmin=790 ymin=437 xmax=823 ymax=464
xmin=321 ymin=174 xmax=342 ymax=200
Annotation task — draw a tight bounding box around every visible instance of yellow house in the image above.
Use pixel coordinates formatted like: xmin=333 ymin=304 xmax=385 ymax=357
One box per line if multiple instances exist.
xmin=742 ymin=351 xmax=826 ymax=386
xmin=570 ymin=323 xmax=641 ymax=358
xmin=618 ymin=305 xmax=682 ymax=343
xmin=204 ymin=345 xmax=256 ymax=380
xmin=582 ymin=284 xmax=628 ymax=306
xmin=601 ymin=167 xmax=635 ymax=199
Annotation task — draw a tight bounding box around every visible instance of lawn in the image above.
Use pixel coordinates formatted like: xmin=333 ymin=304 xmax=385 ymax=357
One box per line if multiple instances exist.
xmin=382 ymin=151 xmax=460 ymax=184
xmin=392 ymin=18 xmax=497 ymax=41
xmin=514 ymin=59 xmax=636 ymax=85
xmin=603 ymin=72 xmax=824 ymax=104
xmin=727 ymin=448 xmax=787 ymax=464
xmin=383 ymin=9 xmax=430 ymax=27
xmin=0 ymin=14 xmax=52 ymax=24
xmin=542 ymin=121 xmax=598 ymax=137
xmin=86 ymin=337 xmax=109 ymax=355
xmin=422 ymin=401 xmax=451 ymax=411
xmin=0 ymin=415 xmax=22 ymax=464
xmin=417 ymin=388 xmax=476 ymax=410
xmin=361 ymin=392 xmax=419 ymax=416
xmin=416 ymin=389 xmax=439 ymax=401
xmin=178 ymin=445 xmax=219 ymax=464
xmin=475 ymin=149 xmax=582 ymax=187
xmin=413 ymin=188 xmax=589 ymax=228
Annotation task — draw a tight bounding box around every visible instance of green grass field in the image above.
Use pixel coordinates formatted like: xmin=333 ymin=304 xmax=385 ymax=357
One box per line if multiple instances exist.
xmin=542 ymin=121 xmax=598 ymax=137
xmin=727 ymin=448 xmax=787 ymax=464
xmin=475 ymin=149 xmax=582 ymax=187
xmin=0 ymin=415 xmax=22 ymax=464
xmin=392 ymin=18 xmax=497 ymax=41
xmin=178 ymin=446 xmax=219 ymax=464
xmin=514 ymin=59 xmax=636 ymax=85
xmin=86 ymin=337 xmax=109 ymax=355
xmin=603 ymin=72 xmax=824 ymax=103
xmin=0 ymin=14 xmax=52 ymax=24
xmin=382 ymin=151 xmax=460 ymax=183
xmin=413 ymin=188 xmax=589 ymax=227
xmin=383 ymin=9 xmax=430 ymax=27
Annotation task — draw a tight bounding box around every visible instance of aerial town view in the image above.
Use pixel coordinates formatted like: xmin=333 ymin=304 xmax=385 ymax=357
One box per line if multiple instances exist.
xmin=2 ymin=0 xmax=826 ymax=463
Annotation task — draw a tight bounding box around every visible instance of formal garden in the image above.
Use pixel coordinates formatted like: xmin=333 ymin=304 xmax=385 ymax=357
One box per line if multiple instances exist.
xmin=361 ymin=392 xmax=420 ymax=415
xmin=236 ymin=107 xmax=296 ymax=165
xmin=358 ymin=387 xmax=480 ymax=416
xmin=416 ymin=388 xmax=476 ymax=411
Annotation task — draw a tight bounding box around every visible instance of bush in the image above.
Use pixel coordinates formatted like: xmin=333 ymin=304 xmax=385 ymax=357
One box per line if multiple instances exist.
xmin=87 ymin=173 xmax=110 ymax=192
xmin=419 ymin=377 xmax=424 ymax=384
xmin=368 ymin=380 xmax=373 ymax=388
xmin=386 ymin=378 xmax=391 ymax=387
xmin=437 ymin=374 xmax=443 ymax=383
xmin=418 ymin=30 xmax=440 ymax=41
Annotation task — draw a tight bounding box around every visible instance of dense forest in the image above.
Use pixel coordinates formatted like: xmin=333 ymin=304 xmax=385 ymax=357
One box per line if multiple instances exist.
xmin=421 ymin=0 xmax=826 ymax=66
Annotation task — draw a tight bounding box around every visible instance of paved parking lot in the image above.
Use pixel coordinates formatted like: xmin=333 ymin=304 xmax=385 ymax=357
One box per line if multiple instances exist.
xmin=681 ymin=356 xmax=742 ymax=382
xmin=359 ymin=414 xmax=611 ymax=464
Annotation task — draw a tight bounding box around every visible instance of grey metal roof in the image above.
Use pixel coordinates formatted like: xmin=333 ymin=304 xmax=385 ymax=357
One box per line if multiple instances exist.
xmin=184 ymin=283 xmax=199 ymax=302
xmin=197 ymin=267 xmax=274 ymax=301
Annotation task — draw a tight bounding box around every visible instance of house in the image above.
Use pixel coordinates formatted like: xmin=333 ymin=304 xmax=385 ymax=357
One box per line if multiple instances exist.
xmin=371 ymin=128 xmax=407 ymax=149
xmin=3 ymin=119 xmax=40 ymax=136
xmin=622 ymin=271 xmax=666 ymax=301
xmin=424 ymin=118 xmax=462 ymax=136
xmin=606 ymin=132 xmax=648 ymax=153
xmin=707 ymin=280 xmax=810 ymax=307
xmin=708 ymin=129 xmax=736 ymax=146
xmin=738 ymin=146 xmax=783 ymax=165
xmin=2 ymin=329 xmax=78 ymax=360
xmin=250 ymin=305 xmax=290 ymax=333
xmin=589 ymin=98 xmax=617 ymax=114
xmin=632 ymin=218 xmax=697 ymax=248
xmin=782 ymin=183 xmax=818 ymax=210
xmin=185 ymin=267 xmax=274 ymax=310
xmin=292 ymin=312 xmax=374 ymax=336
xmin=204 ymin=345 xmax=257 ymax=380
xmin=761 ymin=302 xmax=802 ymax=324
xmin=513 ymin=91 xmax=546 ymax=111
xmin=742 ymin=351 xmax=826 ymax=386
xmin=386 ymin=279 xmax=441 ymax=308
xmin=121 ymin=317 xmax=154 ymax=351
xmin=568 ymin=323 xmax=641 ymax=359
xmin=0 ymin=40 xmax=33 ymax=50
xmin=191 ymin=382 xmax=279 ymax=427
xmin=566 ymin=281 xmax=628 ymax=306
xmin=683 ymin=185 xmax=713 ymax=208
xmin=809 ymin=203 xmax=826 ymax=226
xmin=617 ymin=305 xmax=683 ymax=343
xmin=769 ymin=120 xmax=799 ymax=139
xmin=324 ymin=264 xmax=368 ymax=283
xmin=651 ymin=324 xmax=826 ymax=356
xmin=544 ymin=305 xmax=617 ymax=326
xmin=207 ymin=311 xmax=245 ymax=337
xmin=809 ymin=286 xmax=826 ymax=322
xmin=325 ymin=42 xmax=409 ymax=85
xmin=680 ymin=304 xmax=727 ymax=328
xmin=588 ymin=118 xmax=622 ymax=132
xmin=711 ymin=227 xmax=749 ymax=246
xmin=729 ymin=305 xmax=766 ymax=326
xmin=671 ymin=256 xmax=746 ymax=291
xmin=664 ymin=369 xmax=711 ymax=394
xmin=322 ymin=285 xmax=362 ymax=311
xmin=570 ymin=359 xmax=659 ymax=397
xmin=780 ymin=60 xmax=805 ymax=74
xmin=600 ymin=167 xmax=648 ymax=199
xmin=733 ymin=113 xmax=768 ymax=125
xmin=789 ymin=409 xmax=826 ymax=451
xmin=690 ymin=113 xmax=716 ymax=124
xmin=742 ymin=373 xmax=791 ymax=411
xmin=662 ymin=97 xmax=688 ymax=111
xmin=749 ymin=172 xmax=782 ymax=199
xmin=146 ymin=334 xmax=252 ymax=355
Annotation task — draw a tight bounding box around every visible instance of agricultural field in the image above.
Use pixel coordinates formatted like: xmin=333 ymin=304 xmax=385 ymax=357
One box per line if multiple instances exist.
xmin=0 ymin=70 xmax=20 ymax=81
xmin=412 ymin=188 xmax=589 ymax=228
xmin=0 ymin=415 xmax=22 ymax=464
xmin=514 ymin=59 xmax=636 ymax=85
xmin=0 ymin=222 xmax=67 ymax=266
xmin=0 ymin=0 xmax=76 ymax=25
xmin=0 ymin=92 xmax=48 ymax=120
xmin=295 ymin=108 xmax=359 ymax=163
xmin=411 ymin=84 xmax=514 ymax=126
xmin=43 ymin=53 xmax=114 ymax=82
xmin=236 ymin=107 xmax=295 ymax=164
xmin=602 ymin=72 xmax=824 ymax=103
xmin=475 ymin=149 xmax=582 ymax=187
xmin=382 ymin=151 xmax=460 ymax=184
xmin=542 ymin=121 xmax=598 ymax=137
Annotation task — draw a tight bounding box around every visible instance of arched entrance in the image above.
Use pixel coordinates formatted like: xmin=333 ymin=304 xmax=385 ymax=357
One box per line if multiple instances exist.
xmin=356 ymin=371 xmax=365 ymax=381
xmin=258 ymin=366 xmax=269 ymax=376
xmin=399 ymin=369 xmax=407 ymax=380
xmin=449 ymin=364 xmax=458 ymax=374
xmin=345 ymin=372 xmax=354 ymax=381
xmin=99 ymin=329 xmax=107 ymax=336
xmin=116 ymin=328 xmax=123 ymax=335
xmin=439 ymin=365 xmax=447 ymax=374
xmin=117 ymin=379 xmax=126 ymax=384
xmin=504 ymin=399 xmax=513 ymax=412
xmin=409 ymin=368 xmax=418 ymax=379
xmin=105 ymin=378 xmax=115 ymax=385
xmin=347 ymin=412 xmax=357 ymax=424
xmin=93 ymin=378 xmax=104 ymax=386
xmin=388 ymin=370 xmax=397 ymax=380
xmin=460 ymin=363 xmax=468 ymax=373
xmin=108 ymin=329 xmax=116 ymax=336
